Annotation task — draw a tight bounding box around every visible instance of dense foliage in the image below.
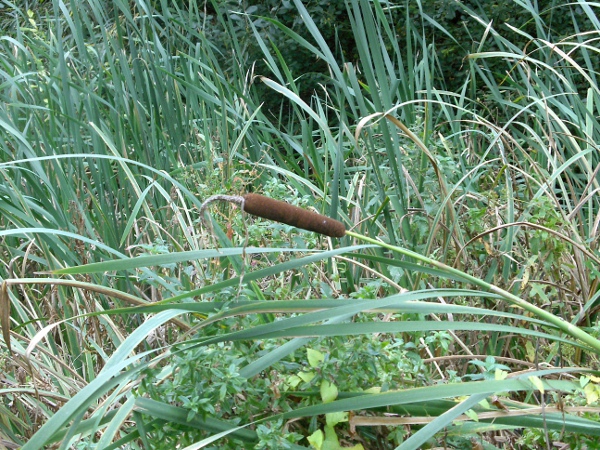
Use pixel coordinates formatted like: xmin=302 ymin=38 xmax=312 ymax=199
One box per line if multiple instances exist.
xmin=198 ymin=0 xmax=595 ymax=107
xmin=1 ymin=0 xmax=600 ymax=449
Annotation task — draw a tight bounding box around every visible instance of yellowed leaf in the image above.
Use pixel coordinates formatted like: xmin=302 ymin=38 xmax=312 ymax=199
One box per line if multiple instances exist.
xmin=525 ymin=341 xmax=536 ymax=362
xmin=584 ymin=382 xmax=600 ymax=405
xmin=321 ymin=380 xmax=338 ymax=403
xmin=326 ymin=411 xmax=348 ymax=427
xmin=307 ymin=429 xmax=324 ymax=450
xmin=482 ymin=239 xmax=494 ymax=255
xmin=495 ymin=369 xmax=508 ymax=380
xmin=529 ymin=375 xmax=545 ymax=394
xmin=491 ymin=395 xmax=509 ymax=412
xmin=465 ymin=409 xmax=479 ymax=422
xmin=307 ymin=348 xmax=325 ymax=368
xmin=298 ymin=371 xmax=316 ymax=383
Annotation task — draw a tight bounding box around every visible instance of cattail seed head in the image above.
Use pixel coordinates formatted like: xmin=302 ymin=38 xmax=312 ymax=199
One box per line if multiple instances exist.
xmin=242 ymin=194 xmax=346 ymax=238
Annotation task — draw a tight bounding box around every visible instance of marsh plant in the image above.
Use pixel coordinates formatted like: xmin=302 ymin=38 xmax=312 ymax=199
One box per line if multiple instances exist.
xmin=1 ymin=0 xmax=600 ymax=449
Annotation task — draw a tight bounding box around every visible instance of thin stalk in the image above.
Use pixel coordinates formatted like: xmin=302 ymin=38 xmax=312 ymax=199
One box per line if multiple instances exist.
xmin=1 ymin=279 xmax=191 ymax=330
xmin=345 ymin=230 xmax=600 ymax=353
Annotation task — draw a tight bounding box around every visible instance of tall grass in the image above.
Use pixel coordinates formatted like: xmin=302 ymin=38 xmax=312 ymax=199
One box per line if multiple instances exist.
xmin=1 ymin=0 xmax=600 ymax=448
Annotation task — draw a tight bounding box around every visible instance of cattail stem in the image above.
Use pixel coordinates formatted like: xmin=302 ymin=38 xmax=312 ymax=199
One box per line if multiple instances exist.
xmin=199 ymin=194 xmax=245 ymax=236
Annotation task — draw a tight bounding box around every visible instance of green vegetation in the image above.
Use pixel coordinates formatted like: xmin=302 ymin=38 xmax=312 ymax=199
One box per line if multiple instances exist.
xmin=1 ymin=0 xmax=600 ymax=448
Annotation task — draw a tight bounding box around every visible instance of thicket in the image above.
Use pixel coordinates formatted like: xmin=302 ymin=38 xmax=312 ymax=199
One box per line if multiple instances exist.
xmin=196 ymin=0 xmax=594 ymax=111
xmin=1 ymin=0 xmax=600 ymax=449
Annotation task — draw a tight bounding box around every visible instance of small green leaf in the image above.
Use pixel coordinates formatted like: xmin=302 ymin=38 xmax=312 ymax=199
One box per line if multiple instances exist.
xmin=525 ymin=341 xmax=536 ymax=362
xmin=364 ymin=387 xmax=381 ymax=394
xmin=584 ymin=382 xmax=600 ymax=405
xmin=298 ymin=371 xmax=316 ymax=383
xmin=326 ymin=411 xmax=348 ymax=427
xmin=321 ymin=380 xmax=338 ymax=403
xmin=307 ymin=429 xmax=324 ymax=450
xmin=495 ymin=368 xmax=508 ymax=380
xmin=307 ymin=348 xmax=325 ymax=367
xmin=530 ymin=283 xmax=550 ymax=303
xmin=287 ymin=374 xmax=302 ymax=388
xmin=323 ymin=424 xmax=341 ymax=448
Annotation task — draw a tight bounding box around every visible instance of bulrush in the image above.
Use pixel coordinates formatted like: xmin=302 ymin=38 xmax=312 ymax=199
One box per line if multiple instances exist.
xmin=199 ymin=193 xmax=346 ymax=238
xmin=242 ymin=194 xmax=346 ymax=238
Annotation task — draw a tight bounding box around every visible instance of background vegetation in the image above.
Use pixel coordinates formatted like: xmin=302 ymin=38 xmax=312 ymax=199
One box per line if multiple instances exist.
xmin=1 ymin=0 xmax=600 ymax=448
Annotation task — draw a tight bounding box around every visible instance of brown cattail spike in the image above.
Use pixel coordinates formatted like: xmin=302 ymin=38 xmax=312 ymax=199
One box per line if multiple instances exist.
xmin=242 ymin=194 xmax=346 ymax=238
